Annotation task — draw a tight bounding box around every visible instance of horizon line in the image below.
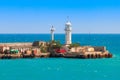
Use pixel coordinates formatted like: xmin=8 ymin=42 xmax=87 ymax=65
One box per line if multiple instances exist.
xmin=0 ymin=33 xmax=120 ymax=34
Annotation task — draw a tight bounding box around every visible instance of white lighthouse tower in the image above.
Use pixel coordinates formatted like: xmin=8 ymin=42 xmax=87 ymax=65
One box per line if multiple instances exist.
xmin=65 ymin=21 xmax=72 ymax=45
xmin=50 ymin=26 xmax=55 ymax=41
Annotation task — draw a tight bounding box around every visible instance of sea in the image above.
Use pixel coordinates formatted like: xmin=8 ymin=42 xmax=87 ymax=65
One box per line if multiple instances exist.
xmin=0 ymin=34 xmax=120 ymax=80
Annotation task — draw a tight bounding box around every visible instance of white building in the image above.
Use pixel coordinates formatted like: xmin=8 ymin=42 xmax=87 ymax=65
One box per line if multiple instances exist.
xmin=50 ymin=26 xmax=55 ymax=41
xmin=65 ymin=21 xmax=72 ymax=45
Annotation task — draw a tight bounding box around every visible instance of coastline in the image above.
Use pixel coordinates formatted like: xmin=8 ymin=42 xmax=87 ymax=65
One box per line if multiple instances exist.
xmin=0 ymin=41 xmax=112 ymax=59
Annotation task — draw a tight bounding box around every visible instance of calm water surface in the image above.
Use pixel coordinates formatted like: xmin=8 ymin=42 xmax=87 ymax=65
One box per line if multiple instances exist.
xmin=0 ymin=34 xmax=120 ymax=80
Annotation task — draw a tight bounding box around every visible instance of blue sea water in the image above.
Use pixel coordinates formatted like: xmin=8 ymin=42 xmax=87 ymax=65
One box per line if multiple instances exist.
xmin=0 ymin=34 xmax=120 ymax=80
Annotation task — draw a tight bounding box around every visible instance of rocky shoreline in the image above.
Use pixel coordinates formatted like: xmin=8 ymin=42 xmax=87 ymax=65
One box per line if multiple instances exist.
xmin=0 ymin=52 xmax=112 ymax=59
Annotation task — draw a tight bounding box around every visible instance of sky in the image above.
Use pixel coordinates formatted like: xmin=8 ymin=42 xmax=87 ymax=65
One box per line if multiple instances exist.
xmin=0 ymin=0 xmax=120 ymax=34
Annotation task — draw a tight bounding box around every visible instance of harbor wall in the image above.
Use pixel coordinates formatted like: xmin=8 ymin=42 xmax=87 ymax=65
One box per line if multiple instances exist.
xmin=0 ymin=43 xmax=33 ymax=47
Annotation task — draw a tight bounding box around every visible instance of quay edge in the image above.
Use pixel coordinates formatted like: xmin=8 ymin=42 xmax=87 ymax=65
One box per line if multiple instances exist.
xmin=0 ymin=41 xmax=113 ymax=59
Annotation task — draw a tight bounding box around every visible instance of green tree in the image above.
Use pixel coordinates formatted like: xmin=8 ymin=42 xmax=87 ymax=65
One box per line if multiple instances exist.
xmin=70 ymin=43 xmax=80 ymax=48
xmin=49 ymin=40 xmax=62 ymax=49
xmin=40 ymin=46 xmax=47 ymax=53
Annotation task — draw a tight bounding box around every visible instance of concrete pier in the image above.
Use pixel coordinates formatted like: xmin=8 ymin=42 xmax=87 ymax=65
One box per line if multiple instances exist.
xmin=0 ymin=53 xmax=50 ymax=59
xmin=50 ymin=53 xmax=112 ymax=59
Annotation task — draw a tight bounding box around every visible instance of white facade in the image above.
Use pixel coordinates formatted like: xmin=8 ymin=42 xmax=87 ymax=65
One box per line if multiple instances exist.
xmin=50 ymin=26 xmax=55 ymax=41
xmin=65 ymin=21 xmax=72 ymax=45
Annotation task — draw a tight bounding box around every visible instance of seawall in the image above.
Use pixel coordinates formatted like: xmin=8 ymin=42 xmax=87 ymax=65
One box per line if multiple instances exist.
xmin=0 ymin=43 xmax=32 ymax=47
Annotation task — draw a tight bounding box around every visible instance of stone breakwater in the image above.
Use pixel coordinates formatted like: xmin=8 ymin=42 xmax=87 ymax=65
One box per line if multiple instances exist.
xmin=0 ymin=53 xmax=50 ymax=59
xmin=0 ymin=43 xmax=33 ymax=47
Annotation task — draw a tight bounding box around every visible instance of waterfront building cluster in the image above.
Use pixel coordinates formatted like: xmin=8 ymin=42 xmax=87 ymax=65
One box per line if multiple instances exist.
xmin=0 ymin=42 xmax=50 ymax=59
xmin=0 ymin=20 xmax=112 ymax=59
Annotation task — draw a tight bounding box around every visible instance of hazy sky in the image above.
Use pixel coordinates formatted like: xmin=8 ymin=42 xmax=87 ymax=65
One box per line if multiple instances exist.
xmin=0 ymin=0 xmax=120 ymax=34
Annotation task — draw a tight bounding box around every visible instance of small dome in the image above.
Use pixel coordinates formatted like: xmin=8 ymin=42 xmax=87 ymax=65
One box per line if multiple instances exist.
xmin=65 ymin=21 xmax=72 ymax=26
xmin=50 ymin=26 xmax=55 ymax=31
